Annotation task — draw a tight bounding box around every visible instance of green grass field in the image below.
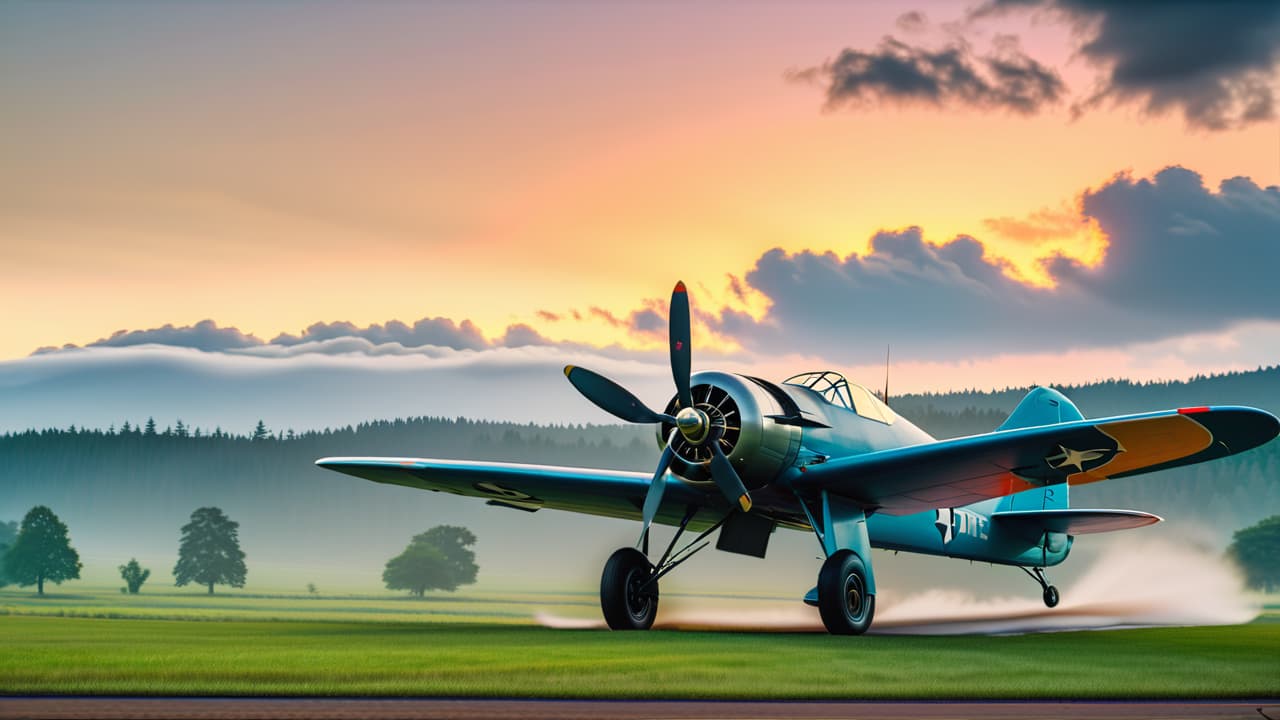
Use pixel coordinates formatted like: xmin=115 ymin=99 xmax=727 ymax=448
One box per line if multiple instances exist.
xmin=2 ymin=589 xmax=1277 ymax=699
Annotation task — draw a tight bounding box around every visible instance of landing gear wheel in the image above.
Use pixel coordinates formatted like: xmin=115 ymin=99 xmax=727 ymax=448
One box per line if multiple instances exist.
xmin=1043 ymin=585 xmax=1060 ymax=608
xmin=601 ymin=547 xmax=658 ymax=630
xmin=817 ymin=550 xmax=875 ymax=635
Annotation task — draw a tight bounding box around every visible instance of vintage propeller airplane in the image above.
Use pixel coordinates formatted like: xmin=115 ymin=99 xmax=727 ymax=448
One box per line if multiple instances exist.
xmin=318 ymin=282 xmax=1279 ymax=634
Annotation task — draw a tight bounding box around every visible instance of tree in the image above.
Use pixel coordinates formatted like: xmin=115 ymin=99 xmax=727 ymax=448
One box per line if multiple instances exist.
xmin=119 ymin=558 xmax=151 ymax=594
xmin=0 ymin=519 xmax=16 ymax=588
xmin=3 ymin=506 xmax=81 ymax=595
xmin=1228 ymin=515 xmax=1280 ymax=592
xmin=383 ymin=525 xmax=478 ymax=597
xmin=174 ymin=507 xmax=247 ymax=594
xmin=251 ymin=420 xmax=270 ymax=442
xmin=144 ymin=417 xmax=157 ymax=436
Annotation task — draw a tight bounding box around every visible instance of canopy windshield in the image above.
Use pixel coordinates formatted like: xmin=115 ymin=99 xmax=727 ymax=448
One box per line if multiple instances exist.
xmin=782 ymin=371 xmax=896 ymax=425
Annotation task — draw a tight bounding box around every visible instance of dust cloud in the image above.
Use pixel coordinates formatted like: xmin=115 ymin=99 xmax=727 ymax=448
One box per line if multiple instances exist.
xmin=535 ymin=538 xmax=1258 ymax=635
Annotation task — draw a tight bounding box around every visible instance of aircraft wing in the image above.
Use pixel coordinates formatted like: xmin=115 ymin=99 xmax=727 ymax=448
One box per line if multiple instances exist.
xmin=793 ymin=406 xmax=1279 ymax=516
xmin=315 ymin=457 xmax=714 ymax=526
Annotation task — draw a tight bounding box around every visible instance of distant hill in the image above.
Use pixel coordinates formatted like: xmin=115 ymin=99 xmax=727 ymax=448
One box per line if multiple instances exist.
xmin=1 ymin=368 xmax=1276 ymax=594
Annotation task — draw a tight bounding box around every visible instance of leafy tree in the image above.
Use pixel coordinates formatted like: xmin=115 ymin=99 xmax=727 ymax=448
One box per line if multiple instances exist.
xmin=0 ymin=519 xmax=16 ymax=588
xmin=1228 ymin=515 xmax=1280 ymax=592
xmin=3 ymin=506 xmax=81 ymax=595
xmin=174 ymin=507 xmax=247 ymax=594
xmin=119 ymin=558 xmax=151 ymax=594
xmin=383 ymin=525 xmax=478 ymax=597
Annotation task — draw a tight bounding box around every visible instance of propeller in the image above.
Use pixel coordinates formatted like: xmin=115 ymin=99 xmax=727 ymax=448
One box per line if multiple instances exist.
xmin=564 ymin=281 xmax=753 ymax=539
xmin=564 ymin=366 xmax=673 ymax=425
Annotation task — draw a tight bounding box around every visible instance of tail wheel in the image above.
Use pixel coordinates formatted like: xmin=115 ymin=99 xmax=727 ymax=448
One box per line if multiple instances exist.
xmin=601 ymin=547 xmax=658 ymax=630
xmin=1043 ymin=585 xmax=1060 ymax=608
xmin=818 ymin=550 xmax=875 ymax=635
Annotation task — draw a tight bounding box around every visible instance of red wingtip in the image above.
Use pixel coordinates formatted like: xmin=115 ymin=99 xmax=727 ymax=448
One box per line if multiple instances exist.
xmin=674 ymin=281 xmax=686 ymax=294
xmin=1178 ymin=406 xmax=1211 ymax=415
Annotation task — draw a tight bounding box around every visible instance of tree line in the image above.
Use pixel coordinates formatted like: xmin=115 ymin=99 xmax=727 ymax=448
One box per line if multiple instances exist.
xmin=0 ymin=505 xmax=478 ymax=597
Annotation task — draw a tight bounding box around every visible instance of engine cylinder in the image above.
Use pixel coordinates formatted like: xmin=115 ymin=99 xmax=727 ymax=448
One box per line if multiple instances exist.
xmin=657 ymin=371 xmax=801 ymax=489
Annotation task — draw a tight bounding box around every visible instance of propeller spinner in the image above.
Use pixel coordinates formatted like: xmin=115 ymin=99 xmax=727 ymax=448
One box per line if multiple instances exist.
xmin=563 ymin=282 xmax=752 ymax=537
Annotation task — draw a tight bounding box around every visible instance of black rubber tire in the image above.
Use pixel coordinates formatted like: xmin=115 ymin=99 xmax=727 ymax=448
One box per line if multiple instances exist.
xmin=817 ymin=550 xmax=876 ymax=635
xmin=600 ymin=547 xmax=658 ymax=630
xmin=1043 ymin=585 xmax=1060 ymax=608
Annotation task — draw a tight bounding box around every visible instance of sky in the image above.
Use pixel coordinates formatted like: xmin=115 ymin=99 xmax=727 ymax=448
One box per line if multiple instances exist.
xmin=2 ymin=0 xmax=1279 ymax=403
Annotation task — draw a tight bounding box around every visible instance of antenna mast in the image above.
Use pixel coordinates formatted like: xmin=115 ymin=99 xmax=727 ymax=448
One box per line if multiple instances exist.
xmin=883 ymin=345 xmax=890 ymax=408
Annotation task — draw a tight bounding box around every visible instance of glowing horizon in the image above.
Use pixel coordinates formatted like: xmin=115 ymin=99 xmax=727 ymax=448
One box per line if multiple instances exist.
xmin=2 ymin=1 xmax=1277 ymax=391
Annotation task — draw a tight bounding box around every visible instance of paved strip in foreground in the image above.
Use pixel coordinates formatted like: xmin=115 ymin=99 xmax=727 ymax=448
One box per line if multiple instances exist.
xmin=1 ymin=698 xmax=1278 ymax=720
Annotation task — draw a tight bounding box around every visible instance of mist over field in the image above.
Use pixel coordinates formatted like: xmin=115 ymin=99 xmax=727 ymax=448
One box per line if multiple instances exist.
xmin=1 ymin=361 xmax=1277 ymax=605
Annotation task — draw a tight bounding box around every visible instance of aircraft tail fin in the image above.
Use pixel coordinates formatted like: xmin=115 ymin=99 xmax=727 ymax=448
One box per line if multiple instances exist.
xmin=998 ymin=386 xmax=1084 ymax=431
xmin=996 ymin=482 xmax=1069 ymax=513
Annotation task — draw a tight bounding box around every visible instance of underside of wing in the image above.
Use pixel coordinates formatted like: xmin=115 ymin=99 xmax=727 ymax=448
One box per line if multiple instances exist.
xmin=794 ymin=406 xmax=1278 ymax=515
xmin=315 ymin=457 xmax=715 ymax=527
xmin=992 ymin=508 xmax=1162 ymax=536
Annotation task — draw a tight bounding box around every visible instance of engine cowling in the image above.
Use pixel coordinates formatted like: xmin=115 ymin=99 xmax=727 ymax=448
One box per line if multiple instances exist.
xmin=657 ymin=371 xmax=801 ymax=489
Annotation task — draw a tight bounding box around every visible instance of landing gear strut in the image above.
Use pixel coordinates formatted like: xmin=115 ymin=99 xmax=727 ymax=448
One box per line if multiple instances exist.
xmin=600 ymin=507 xmax=729 ymax=630
xmin=1020 ymin=566 xmax=1060 ymax=608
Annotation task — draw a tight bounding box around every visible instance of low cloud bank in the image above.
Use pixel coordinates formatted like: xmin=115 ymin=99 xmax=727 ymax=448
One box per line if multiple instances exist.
xmin=0 ymin=344 xmax=673 ymax=434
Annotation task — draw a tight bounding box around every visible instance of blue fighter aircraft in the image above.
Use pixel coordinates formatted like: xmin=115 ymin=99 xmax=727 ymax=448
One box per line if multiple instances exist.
xmin=318 ymin=282 xmax=1280 ymax=635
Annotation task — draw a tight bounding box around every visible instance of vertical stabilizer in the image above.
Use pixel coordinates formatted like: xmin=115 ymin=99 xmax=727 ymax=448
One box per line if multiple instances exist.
xmin=998 ymin=386 xmax=1084 ymax=431
xmin=995 ymin=387 xmax=1079 ymax=513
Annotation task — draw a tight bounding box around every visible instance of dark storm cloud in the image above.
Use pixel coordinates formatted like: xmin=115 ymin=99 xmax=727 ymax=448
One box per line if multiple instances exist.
xmin=1048 ymin=167 xmax=1280 ymax=319
xmin=972 ymin=0 xmax=1280 ymax=129
xmin=710 ymin=168 xmax=1280 ymax=363
xmin=270 ymin=317 xmax=489 ymax=351
xmin=788 ymin=35 xmax=1064 ymax=115
xmin=86 ymin=320 xmax=264 ymax=352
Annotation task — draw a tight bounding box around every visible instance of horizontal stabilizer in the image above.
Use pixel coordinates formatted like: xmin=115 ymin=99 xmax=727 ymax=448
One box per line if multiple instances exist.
xmin=992 ymin=508 xmax=1162 ymax=535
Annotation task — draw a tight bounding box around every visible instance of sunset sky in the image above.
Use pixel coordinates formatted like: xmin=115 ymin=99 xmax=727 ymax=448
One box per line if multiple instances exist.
xmin=3 ymin=1 xmax=1278 ymax=396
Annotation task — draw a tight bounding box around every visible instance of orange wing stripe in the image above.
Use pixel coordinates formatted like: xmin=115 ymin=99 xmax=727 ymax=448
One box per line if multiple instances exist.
xmin=1069 ymin=414 xmax=1213 ymax=485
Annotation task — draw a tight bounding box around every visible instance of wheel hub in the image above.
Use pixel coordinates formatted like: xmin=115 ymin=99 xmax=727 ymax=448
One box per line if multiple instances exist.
xmin=845 ymin=579 xmax=863 ymax=616
xmin=625 ymin=567 xmax=654 ymax=621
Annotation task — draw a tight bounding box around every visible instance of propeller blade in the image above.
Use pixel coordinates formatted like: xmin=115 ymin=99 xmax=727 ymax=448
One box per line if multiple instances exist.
xmin=639 ymin=430 xmax=678 ymax=542
xmin=709 ymin=438 xmax=752 ymax=513
xmin=564 ymin=366 xmax=673 ymax=424
xmin=669 ymin=281 xmax=693 ymax=410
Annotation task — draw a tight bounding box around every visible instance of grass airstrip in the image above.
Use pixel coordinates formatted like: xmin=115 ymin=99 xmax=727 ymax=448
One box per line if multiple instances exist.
xmin=1 ymin=588 xmax=1277 ymax=699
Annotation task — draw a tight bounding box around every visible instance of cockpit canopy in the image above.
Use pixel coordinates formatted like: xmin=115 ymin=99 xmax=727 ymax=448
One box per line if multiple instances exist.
xmin=782 ymin=371 xmax=897 ymax=425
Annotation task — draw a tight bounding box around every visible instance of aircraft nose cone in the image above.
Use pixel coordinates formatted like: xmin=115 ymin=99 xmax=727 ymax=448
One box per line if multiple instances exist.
xmin=675 ymin=407 xmax=709 ymax=444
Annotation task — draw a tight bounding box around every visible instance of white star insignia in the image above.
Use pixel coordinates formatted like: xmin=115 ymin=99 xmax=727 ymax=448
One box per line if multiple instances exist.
xmin=1047 ymin=445 xmax=1110 ymax=472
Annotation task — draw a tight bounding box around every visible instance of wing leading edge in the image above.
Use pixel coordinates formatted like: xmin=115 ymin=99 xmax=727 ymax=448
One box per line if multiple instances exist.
xmin=315 ymin=457 xmax=714 ymax=526
xmin=793 ymin=406 xmax=1279 ymax=516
